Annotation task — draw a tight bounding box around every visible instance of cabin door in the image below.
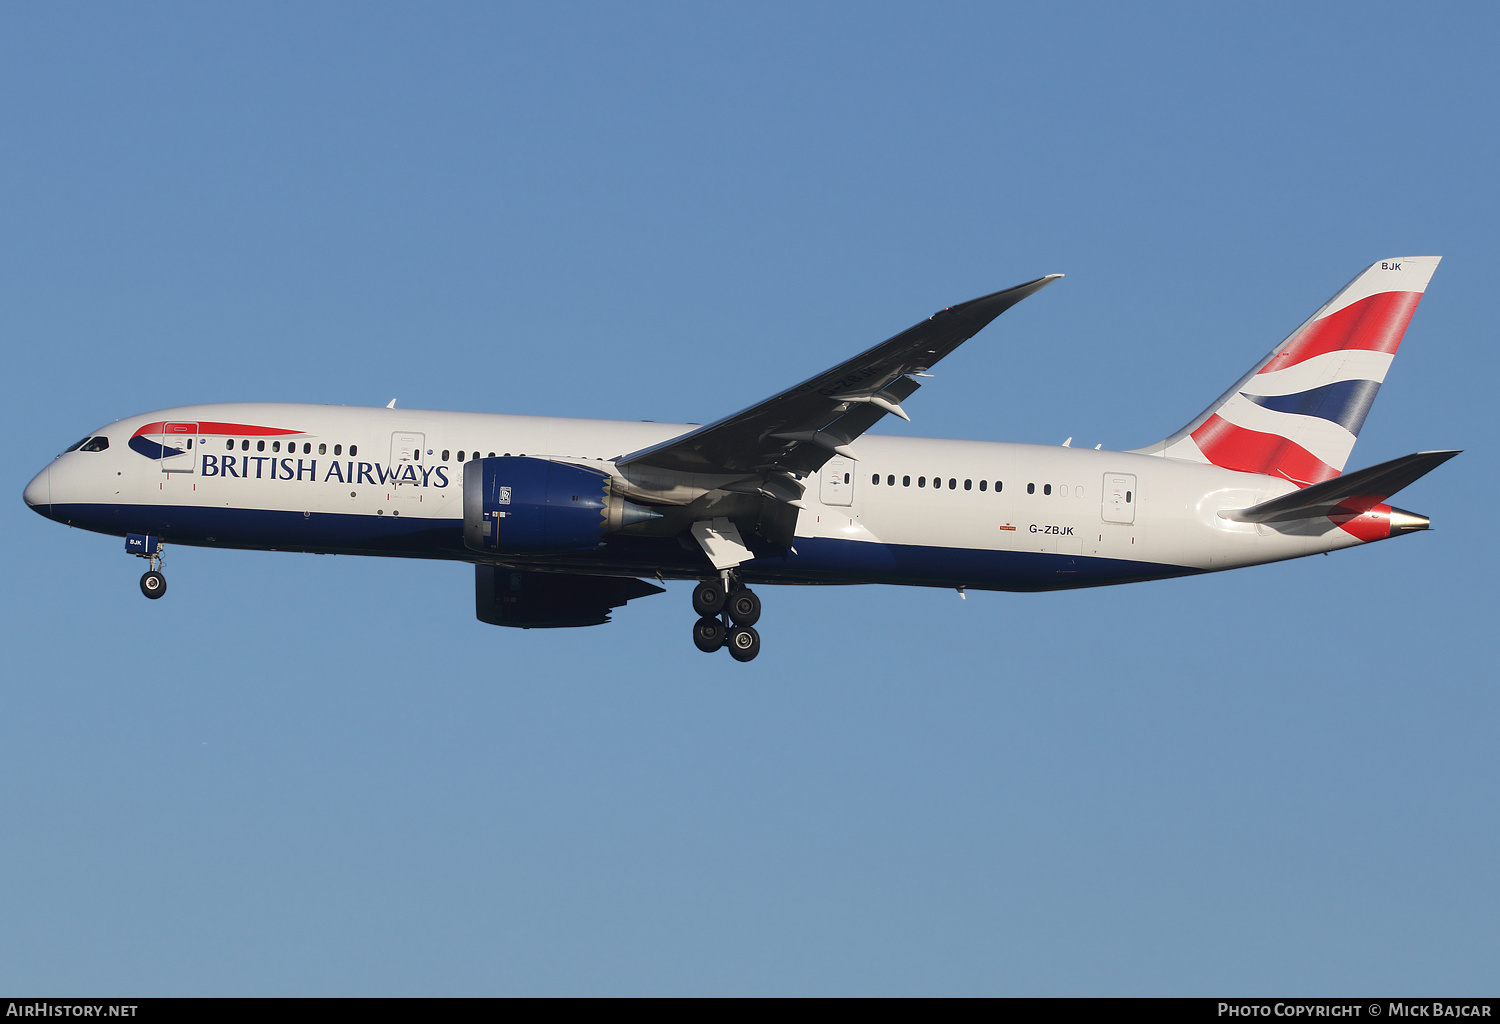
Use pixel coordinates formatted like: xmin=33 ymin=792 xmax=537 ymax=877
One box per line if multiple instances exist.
xmin=160 ymin=422 xmax=199 ymax=473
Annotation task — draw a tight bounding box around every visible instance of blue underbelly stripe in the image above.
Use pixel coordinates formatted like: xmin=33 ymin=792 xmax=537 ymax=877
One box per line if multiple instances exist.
xmin=47 ymin=503 xmax=1199 ymax=592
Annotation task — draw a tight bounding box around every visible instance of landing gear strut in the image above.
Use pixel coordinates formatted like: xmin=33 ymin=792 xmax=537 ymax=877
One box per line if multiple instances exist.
xmin=689 ymin=574 xmax=761 ymax=661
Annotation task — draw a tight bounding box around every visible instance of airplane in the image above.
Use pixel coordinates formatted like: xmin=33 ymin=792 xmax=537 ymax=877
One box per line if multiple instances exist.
xmin=23 ymin=257 xmax=1458 ymax=662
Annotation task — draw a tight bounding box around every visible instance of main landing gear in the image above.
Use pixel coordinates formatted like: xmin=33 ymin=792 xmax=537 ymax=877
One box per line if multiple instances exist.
xmin=690 ymin=575 xmax=762 ymax=662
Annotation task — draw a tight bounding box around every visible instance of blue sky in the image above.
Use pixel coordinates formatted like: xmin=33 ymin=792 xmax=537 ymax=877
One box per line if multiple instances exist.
xmin=3 ymin=2 xmax=1496 ymax=995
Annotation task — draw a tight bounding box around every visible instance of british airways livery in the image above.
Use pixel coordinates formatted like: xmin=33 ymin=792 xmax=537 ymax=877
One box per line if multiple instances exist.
xmin=23 ymin=258 xmax=1457 ymax=661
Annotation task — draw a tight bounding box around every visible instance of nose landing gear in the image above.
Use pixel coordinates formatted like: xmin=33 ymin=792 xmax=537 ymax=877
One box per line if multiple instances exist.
xmin=126 ymin=533 xmax=167 ymax=600
xmin=689 ymin=574 xmax=762 ymax=661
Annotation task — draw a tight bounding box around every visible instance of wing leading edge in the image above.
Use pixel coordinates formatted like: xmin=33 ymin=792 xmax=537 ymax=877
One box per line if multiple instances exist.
xmin=616 ymin=274 xmax=1063 ymax=478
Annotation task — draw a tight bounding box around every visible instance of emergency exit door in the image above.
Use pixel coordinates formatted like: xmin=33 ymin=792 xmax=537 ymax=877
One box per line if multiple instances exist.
xmin=820 ymin=457 xmax=855 ymax=506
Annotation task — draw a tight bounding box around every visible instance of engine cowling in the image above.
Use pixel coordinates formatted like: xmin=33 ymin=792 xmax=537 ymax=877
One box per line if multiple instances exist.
xmin=463 ymin=456 xmax=658 ymax=554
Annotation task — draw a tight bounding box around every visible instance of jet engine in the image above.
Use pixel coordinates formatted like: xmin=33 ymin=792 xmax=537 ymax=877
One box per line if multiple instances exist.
xmin=463 ymin=456 xmax=659 ymax=554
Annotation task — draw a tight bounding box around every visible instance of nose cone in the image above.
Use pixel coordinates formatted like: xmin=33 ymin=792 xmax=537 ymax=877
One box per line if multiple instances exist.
xmin=23 ymin=466 xmax=51 ymax=516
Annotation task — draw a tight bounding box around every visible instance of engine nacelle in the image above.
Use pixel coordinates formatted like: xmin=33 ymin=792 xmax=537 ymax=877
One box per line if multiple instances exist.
xmin=463 ymin=456 xmax=658 ymax=554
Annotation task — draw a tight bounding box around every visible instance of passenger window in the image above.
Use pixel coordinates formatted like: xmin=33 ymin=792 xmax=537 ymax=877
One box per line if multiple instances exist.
xmin=949 ymin=478 xmax=956 ymax=489
xmin=254 ymin=440 xmax=263 ymax=452
xmin=334 ymin=444 xmax=342 ymax=456
xmin=304 ymin=443 xmax=312 ymax=454
xmin=272 ymin=441 xmax=280 ymax=452
xmin=489 ymin=452 xmax=496 ymax=458
xmin=444 ymin=450 xmax=451 ymax=462
xmin=902 ymin=476 xmax=910 ymax=487
xmin=458 ymin=451 xmax=465 ymax=462
xmin=996 ymin=481 xmax=1003 ymax=492
xmin=241 ymin=440 xmax=250 ymax=451
xmin=964 ymin=479 xmax=972 ymax=490
xmin=887 ymin=475 xmax=895 ymax=486
xmin=350 ymin=445 xmax=358 ymax=457
xmin=79 ymin=436 xmax=110 ymax=452
xmin=1044 ymin=484 xmax=1051 ymax=495
xmin=319 ymin=443 xmax=327 ymax=455
xmin=918 ymin=477 xmax=926 ymax=487
xmin=1027 ymin=483 xmax=1035 ymax=494
xmin=226 ymin=439 xmax=234 ymax=450
xmin=63 ymin=436 xmax=91 ymax=453
xmin=1126 ymin=491 xmax=1132 ymax=503
xmin=871 ymin=474 xmax=879 ymax=485
xmin=979 ymin=480 xmax=987 ymax=491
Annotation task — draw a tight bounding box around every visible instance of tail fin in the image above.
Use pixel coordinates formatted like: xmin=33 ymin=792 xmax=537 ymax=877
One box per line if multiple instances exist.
xmin=1135 ymin=257 xmax=1441 ymax=486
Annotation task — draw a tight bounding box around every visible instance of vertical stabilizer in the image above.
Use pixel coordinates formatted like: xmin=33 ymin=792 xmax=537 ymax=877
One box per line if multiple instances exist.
xmin=1135 ymin=257 xmax=1440 ymax=486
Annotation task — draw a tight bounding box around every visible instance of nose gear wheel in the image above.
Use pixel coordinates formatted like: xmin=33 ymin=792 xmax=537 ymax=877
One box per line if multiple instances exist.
xmin=140 ymin=570 xmax=167 ymax=599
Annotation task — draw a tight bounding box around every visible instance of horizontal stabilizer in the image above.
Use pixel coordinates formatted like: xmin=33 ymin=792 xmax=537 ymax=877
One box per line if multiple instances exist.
xmin=1220 ymin=450 xmax=1460 ymax=523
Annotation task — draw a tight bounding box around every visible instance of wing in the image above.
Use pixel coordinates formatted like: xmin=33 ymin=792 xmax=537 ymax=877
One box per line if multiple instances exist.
xmin=616 ymin=274 xmax=1063 ymax=477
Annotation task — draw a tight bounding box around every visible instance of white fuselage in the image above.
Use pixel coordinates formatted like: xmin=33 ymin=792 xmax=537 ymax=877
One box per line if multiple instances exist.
xmin=26 ymin=402 xmax=1375 ymax=592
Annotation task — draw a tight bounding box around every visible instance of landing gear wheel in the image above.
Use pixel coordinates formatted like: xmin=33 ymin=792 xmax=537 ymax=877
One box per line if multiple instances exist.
xmin=691 ymin=580 xmax=726 ymax=617
xmin=727 ymin=625 xmax=760 ymax=662
xmin=692 ymin=616 xmax=726 ymax=653
xmin=140 ymin=570 xmax=167 ymax=599
xmin=727 ymin=589 xmax=761 ymax=626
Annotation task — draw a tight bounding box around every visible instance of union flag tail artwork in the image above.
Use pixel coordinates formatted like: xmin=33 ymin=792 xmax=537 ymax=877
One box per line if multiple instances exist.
xmin=1138 ymin=257 xmax=1441 ymax=486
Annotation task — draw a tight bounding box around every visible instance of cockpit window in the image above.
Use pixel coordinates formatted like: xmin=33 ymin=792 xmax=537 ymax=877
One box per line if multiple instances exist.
xmin=79 ymin=436 xmax=110 ymax=452
xmin=63 ymin=436 xmax=91 ymax=453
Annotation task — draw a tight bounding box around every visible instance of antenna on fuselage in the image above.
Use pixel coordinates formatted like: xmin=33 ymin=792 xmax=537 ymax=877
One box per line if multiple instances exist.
xmin=386 ymin=398 xmax=397 ymax=408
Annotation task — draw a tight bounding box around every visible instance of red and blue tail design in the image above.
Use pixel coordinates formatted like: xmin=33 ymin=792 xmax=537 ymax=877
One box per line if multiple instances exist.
xmin=1138 ymin=257 xmax=1440 ymax=485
